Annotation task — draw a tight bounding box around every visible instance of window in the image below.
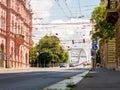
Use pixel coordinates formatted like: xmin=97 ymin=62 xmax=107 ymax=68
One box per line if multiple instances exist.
xmin=1 ymin=16 xmax=5 ymax=30
xmin=11 ymin=20 xmax=14 ymax=32
xmin=11 ymin=0 xmax=14 ymax=8
xmin=0 ymin=17 xmax=1 ymax=28
xmin=1 ymin=0 xmax=7 ymax=5
xmin=1 ymin=43 xmax=4 ymax=52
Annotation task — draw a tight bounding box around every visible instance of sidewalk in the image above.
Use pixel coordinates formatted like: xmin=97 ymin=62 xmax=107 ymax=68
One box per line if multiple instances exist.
xmin=0 ymin=67 xmax=61 ymax=73
xmin=71 ymin=68 xmax=120 ymax=90
xmin=44 ymin=70 xmax=89 ymax=90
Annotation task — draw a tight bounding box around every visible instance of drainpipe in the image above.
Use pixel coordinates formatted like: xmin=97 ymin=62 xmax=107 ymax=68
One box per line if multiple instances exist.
xmin=6 ymin=0 xmax=10 ymax=68
xmin=5 ymin=0 xmax=8 ymax=68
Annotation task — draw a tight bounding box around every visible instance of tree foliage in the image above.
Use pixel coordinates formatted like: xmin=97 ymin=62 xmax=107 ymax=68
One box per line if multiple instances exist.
xmin=90 ymin=5 xmax=115 ymax=44
xmin=29 ymin=45 xmax=38 ymax=64
xmin=35 ymin=35 xmax=69 ymax=67
xmin=96 ymin=49 xmax=100 ymax=64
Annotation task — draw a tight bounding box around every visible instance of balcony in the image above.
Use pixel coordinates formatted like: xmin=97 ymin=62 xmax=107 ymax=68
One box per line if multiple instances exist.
xmin=15 ymin=34 xmax=24 ymax=47
xmin=105 ymin=0 xmax=119 ymax=25
xmin=106 ymin=0 xmax=119 ymax=9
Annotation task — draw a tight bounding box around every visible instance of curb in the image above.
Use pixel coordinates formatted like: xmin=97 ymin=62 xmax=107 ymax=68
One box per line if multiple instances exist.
xmin=43 ymin=70 xmax=89 ymax=90
xmin=0 ymin=67 xmax=61 ymax=73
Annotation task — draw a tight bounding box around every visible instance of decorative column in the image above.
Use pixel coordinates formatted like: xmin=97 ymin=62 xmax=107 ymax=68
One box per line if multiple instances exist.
xmin=14 ymin=34 xmax=24 ymax=68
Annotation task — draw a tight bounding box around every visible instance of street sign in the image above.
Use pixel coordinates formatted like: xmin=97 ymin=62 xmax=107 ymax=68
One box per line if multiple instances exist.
xmin=92 ymin=45 xmax=98 ymax=50
xmin=92 ymin=40 xmax=98 ymax=45
xmin=10 ymin=54 xmax=12 ymax=58
xmin=92 ymin=40 xmax=98 ymax=50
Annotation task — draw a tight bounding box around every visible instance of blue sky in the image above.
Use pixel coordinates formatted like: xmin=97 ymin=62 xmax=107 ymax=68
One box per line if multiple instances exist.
xmin=31 ymin=0 xmax=100 ymax=44
xmin=31 ymin=0 xmax=100 ymax=23
xmin=49 ymin=0 xmax=100 ymax=22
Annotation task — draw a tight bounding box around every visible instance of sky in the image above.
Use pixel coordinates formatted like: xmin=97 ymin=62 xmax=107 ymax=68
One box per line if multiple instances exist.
xmin=30 ymin=0 xmax=100 ymax=24
xmin=30 ymin=0 xmax=100 ymax=62
xmin=30 ymin=0 xmax=100 ymax=46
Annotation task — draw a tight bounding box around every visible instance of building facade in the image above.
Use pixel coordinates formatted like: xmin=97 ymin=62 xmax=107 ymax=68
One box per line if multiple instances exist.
xmin=0 ymin=0 xmax=32 ymax=68
xmin=104 ymin=0 xmax=120 ymax=70
xmin=100 ymin=39 xmax=116 ymax=69
xmin=96 ymin=0 xmax=117 ymax=70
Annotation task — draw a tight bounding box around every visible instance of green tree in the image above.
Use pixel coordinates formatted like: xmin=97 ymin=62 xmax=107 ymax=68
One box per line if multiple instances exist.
xmin=90 ymin=5 xmax=115 ymax=44
xmin=38 ymin=49 xmax=52 ymax=67
xmin=38 ymin=35 xmax=69 ymax=67
xmin=29 ymin=45 xmax=38 ymax=66
xmin=96 ymin=49 xmax=100 ymax=64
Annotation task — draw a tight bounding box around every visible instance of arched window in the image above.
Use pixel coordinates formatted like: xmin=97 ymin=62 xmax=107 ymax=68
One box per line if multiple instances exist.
xmin=1 ymin=16 xmax=5 ymax=30
xmin=1 ymin=43 xmax=4 ymax=52
xmin=12 ymin=20 xmax=14 ymax=32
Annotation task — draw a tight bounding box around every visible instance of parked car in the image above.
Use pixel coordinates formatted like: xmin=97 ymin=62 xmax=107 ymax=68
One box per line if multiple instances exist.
xmin=59 ymin=63 xmax=67 ymax=68
xmin=69 ymin=63 xmax=76 ymax=67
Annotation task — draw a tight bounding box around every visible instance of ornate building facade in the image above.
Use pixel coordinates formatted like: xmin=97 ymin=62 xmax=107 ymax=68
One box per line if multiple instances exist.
xmin=103 ymin=0 xmax=120 ymax=70
xmin=92 ymin=0 xmax=117 ymax=70
xmin=99 ymin=39 xmax=116 ymax=69
xmin=0 ymin=0 xmax=32 ymax=68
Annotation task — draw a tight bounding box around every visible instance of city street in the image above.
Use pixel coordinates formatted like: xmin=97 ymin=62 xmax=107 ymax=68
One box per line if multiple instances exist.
xmin=2 ymin=0 xmax=120 ymax=90
xmin=0 ymin=66 xmax=89 ymax=90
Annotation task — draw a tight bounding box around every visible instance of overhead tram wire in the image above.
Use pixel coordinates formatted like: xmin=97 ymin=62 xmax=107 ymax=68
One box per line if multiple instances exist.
xmin=54 ymin=0 xmax=69 ymax=18
xmin=33 ymin=22 xmax=90 ymax=26
xmin=78 ymin=0 xmax=84 ymax=18
xmin=63 ymin=0 xmax=74 ymax=18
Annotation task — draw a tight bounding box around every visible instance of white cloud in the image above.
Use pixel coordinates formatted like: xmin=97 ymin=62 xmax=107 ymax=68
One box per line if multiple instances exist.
xmin=33 ymin=18 xmax=91 ymax=40
xmin=31 ymin=0 xmax=53 ymax=20
xmin=31 ymin=1 xmax=92 ymax=44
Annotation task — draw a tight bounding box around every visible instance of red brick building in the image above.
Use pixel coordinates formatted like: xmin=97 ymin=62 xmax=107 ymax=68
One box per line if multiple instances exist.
xmin=0 ymin=0 xmax=32 ymax=68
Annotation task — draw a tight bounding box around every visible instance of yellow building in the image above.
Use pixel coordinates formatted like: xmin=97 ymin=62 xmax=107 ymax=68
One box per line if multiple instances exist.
xmin=100 ymin=39 xmax=116 ymax=69
xmin=105 ymin=0 xmax=120 ymax=70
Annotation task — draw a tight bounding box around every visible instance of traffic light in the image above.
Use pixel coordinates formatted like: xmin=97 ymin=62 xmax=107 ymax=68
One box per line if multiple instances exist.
xmin=72 ymin=40 xmax=74 ymax=44
xmin=55 ymin=33 xmax=58 ymax=35
xmin=83 ymin=39 xmax=85 ymax=43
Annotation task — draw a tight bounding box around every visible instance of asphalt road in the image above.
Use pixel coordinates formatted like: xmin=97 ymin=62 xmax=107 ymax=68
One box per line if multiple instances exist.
xmin=0 ymin=67 xmax=88 ymax=90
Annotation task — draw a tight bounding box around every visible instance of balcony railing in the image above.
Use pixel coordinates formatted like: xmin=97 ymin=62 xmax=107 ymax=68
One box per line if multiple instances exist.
xmin=15 ymin=34 xmax=24 ymax=39
xmin=106 ymin=0 xmax=119 ymax=9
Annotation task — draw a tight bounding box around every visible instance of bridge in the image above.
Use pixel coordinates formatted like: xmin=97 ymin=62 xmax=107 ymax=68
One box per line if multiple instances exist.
xmin=68 ymin=48 xmax=90 ymax=65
